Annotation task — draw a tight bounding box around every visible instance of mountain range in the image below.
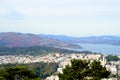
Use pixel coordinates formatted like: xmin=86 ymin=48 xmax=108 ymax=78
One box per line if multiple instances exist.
xmin=0 ymin=32 xmax=80 ymax=49
xmin=39 ymin=34 xmax=120 ymax=45
xmin=0 ymin=32 xmax=120 ymax=49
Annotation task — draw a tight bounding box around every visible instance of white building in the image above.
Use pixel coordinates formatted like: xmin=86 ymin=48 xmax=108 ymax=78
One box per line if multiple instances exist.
xmin=46 ymin=75 xmax=59 ymax=80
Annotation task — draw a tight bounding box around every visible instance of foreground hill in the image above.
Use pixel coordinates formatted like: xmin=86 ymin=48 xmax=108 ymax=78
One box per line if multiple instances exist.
xmin=0 ymin=32 xmax=80 ymax=49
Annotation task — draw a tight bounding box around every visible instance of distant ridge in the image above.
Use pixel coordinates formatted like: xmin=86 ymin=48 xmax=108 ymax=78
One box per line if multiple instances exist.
xmin=0 ymin=32 xmax=81 ymax=49
xmin=39 ymin=34 xmax=120 ymax=45
xmin=0 ymin=32 xmax=120 ymax=48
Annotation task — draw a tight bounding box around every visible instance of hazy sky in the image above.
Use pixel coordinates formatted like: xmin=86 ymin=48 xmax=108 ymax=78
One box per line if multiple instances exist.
xmin=0 ymin=0 xmax=120 ymax=36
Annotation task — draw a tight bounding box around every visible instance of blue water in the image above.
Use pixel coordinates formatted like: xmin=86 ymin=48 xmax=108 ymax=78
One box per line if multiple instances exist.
xmin=77 ymin=43 xmax=120 ymax=55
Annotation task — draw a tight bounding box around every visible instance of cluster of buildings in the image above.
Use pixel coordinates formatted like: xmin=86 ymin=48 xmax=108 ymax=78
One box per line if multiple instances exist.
xmin=46 ymin=53 xmax=120 ymax=80
xmin=0 ymin=53 xmax=120 ymax=80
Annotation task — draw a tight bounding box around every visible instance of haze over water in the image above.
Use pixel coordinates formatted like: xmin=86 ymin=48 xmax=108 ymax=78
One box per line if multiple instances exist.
xmin=78 ymin=43 xmax=120 ymax=55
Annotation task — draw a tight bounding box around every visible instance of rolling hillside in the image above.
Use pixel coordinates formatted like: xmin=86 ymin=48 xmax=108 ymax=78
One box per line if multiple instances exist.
xmin=0 ymin=32 xmax=80 ymax=49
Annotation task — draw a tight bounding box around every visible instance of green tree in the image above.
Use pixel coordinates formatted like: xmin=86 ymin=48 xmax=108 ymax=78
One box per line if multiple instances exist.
xmin=58 ymin=59 xmax=111 ymax=80
xmin=0 ymin=62 xmax=58 ymax=79
xmin=90 ymin=60 xmax=111 ymax=80
xmin=0 ymin=66 xmax=41 ymax=80
xmin=106 ymin=55 xmax=120 ymax=62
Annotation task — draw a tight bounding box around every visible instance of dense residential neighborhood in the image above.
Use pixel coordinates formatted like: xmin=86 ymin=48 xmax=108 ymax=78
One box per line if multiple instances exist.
xmin=0 ymin=53 xmax=120 ymax=80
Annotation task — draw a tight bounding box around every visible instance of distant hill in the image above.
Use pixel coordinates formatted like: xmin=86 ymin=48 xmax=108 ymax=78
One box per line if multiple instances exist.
xmin=0 ymin=32 xmax=80 ymax=49
xmin=39 ymin=34 xmax=75 ymax=43
xmin=1 ymin=32 xmax=120 ymax=48
xmin=40 ymin=34 xmax=120 ymax=45
xmin=74 ymin=36 xmax=120 ymax=45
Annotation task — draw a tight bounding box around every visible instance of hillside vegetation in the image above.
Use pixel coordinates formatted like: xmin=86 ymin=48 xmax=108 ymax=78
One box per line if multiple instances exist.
xmin=0 ymin=46 xmax=81 ymax=55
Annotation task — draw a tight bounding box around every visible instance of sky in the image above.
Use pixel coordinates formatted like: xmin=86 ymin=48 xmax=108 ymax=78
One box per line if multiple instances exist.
xmin=0 ymin=0 xmax=120 ymax=37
